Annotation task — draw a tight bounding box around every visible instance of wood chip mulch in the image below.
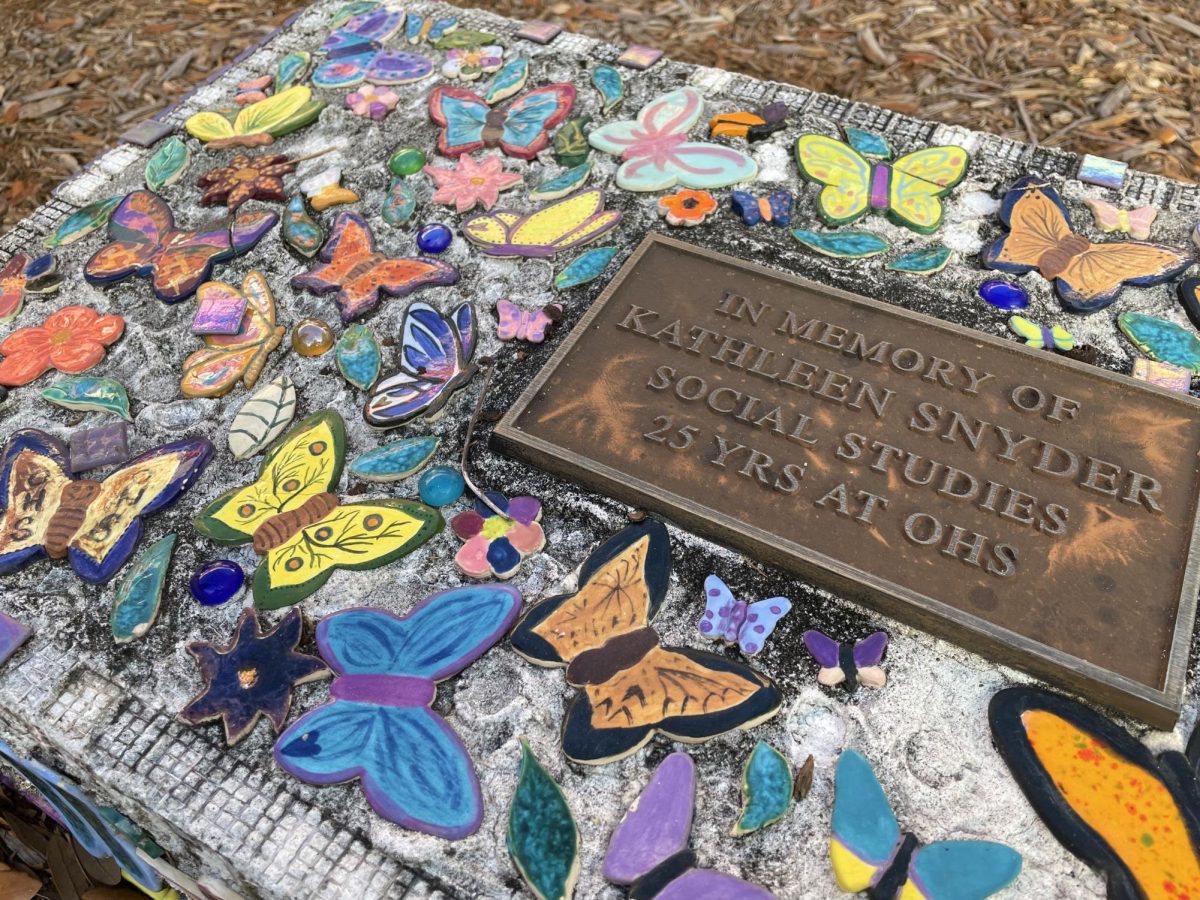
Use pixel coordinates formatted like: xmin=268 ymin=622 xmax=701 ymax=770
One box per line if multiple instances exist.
xmin=2 ymin=0 xmax=1198 ymax=229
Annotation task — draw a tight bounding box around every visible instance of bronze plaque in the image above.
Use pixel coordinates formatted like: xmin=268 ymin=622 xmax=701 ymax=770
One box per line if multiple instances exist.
xmin=496 ymin=234 xmax=1200 ymax=727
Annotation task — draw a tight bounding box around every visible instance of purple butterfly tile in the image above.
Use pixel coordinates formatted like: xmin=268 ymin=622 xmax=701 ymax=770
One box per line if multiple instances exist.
xmin=69 ymin=422 xmax=130 ymax=474
xmin=191 ymin=292 xmax=248 ymax=335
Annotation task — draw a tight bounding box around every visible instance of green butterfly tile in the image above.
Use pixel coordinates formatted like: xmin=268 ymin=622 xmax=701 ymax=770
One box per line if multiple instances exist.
xmin=110 ymin=533 xmax=176 ymax=643
xmin=508 ymin=739 xmax=579 ymax=900
xmin=733 ymin=740 xmax=793 ymax=836
xmin=1119 ymin=313 xmax=1200 ymax=374
xmin=792 ymin=229 xmax=889 ymax=259
xmin=42 ymin=375 xmax=132 ymax=420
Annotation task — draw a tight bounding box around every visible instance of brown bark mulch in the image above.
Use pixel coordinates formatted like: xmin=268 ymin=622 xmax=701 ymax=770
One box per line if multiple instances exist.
xmin=2 ymin=0 xmax=1198 ymax=228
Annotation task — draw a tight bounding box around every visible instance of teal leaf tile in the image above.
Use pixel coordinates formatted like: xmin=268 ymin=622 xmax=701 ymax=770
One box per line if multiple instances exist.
xmin=792 ymin=229 xmax=889 ymax=259
xmin=555 ymin=246 xmax=618 ymax=290
xmin=111 ymin=533 xmax=176 ymax=643
xmin=42 ymin=375 xmax=132 ymax=420
xmin=349 ymin=436 xmax=440 ymax=483
xmin=508 ymin=739 xmax=579 ymax=900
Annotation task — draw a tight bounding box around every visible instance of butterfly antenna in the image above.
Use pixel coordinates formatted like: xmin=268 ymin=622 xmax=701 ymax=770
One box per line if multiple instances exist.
xmin=460 ymin=357 xmax=512 ymax=521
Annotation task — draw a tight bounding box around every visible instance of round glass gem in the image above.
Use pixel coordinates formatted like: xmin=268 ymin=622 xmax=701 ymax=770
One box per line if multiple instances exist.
xmin=292 ymin=318 xmax=335 ymax=357
xmin=189 ymin=560 xmax=245 ymax=606
xmin=978 ymin=278 xmax=1029 ymax=310
xmin=416 ymin=223 xmax=453 ymax=254
xmin=418 ymin=465 xmax=465 ymax=506
xmin=389 ymin=147 xmax=427 ymax=178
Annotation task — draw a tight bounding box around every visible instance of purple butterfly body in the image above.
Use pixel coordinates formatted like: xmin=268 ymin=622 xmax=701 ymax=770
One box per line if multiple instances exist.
xmin=495 ymin=300 xmax=561 ymax=343
xmin=730 ymin=190 xmax=794 ymax=227
xmin=603 ymin=752 xmax=777 ymax=899
xmin=697 ymin=575 xmax=790 ymax=655
xmin=802 ymin=630 xmax=888 ymax=691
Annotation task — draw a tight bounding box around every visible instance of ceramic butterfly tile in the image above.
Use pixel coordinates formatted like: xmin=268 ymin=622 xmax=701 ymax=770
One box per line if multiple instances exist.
xmin=981 ymin=177 xmax=1192 ymax=313
xmin=461 ymin=188 xmax=622 ymax=258
xmin=731 ymin=190 xmax=793 ymax=227
xmin=1009 ymin=315 xmax=1076 ymax=352
xmin=180 ymin=272 xmax=285 ymax=398
xmin=510 ymin=519 xmax=782 ymax=765
xmin=1083 ymin=198 xmax=1158 ymax=239
xmin=184 ymin=85 xmax=327 ymax=149
xmin=495 ymin=300 xmax=562 ymax=343
xmin=194 ymin=410 xmax=442 ymax=608
xmin=603 ymin=751 xmax=777 ymax=898
xmin=83 ymin=190 xmax=277 ymax=304
xmin=990 ymin=686 xmax=1200 ymax=899
xmin=406 ymin=11 xmax=457 ymax=43
xmin=697 ymin=575 xmax=790 ymax=655
xmin=290 ymin=212 xmax=458 ymax=323
xmin=365 ymin=302 xmax=477 ymax=428
xmin=428 ymin=84 xmax=575 ymax=161
xmin=274 ymin=585 xmax=521 ymax=837
xmin=795 ymin=128 xmax=969 ymax=234
xmin=831 ymin=749 xmax=1021 ymax=898
xmin=313 ymin=3 xmax=434 ymax=88
xmin=589 ymin=87 xmax=758 ymax=191
xmin=802 ymin=630 xmax=887 ymax=690
xmin=0 ymin=429 xmax=212 ymax=584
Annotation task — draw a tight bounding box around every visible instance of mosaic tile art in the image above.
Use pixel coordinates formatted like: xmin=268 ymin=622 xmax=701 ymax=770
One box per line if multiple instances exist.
xmin=2 ymin=1 xmax=1200 ymax=898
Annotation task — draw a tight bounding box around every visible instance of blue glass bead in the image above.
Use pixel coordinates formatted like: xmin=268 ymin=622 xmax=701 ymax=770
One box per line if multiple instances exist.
xmin=189 ymin=560 xmax=245 ymax=606
xmin=978 ymin=278 xmax=1029 ymax=310
xmin=418 ymin=465 xmax=465 ymax=506
xmin=416 ymin=223 xmax=453 ymax=254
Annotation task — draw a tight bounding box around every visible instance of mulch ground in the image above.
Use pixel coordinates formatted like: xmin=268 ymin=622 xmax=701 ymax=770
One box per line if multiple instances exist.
xmin=2 ymin=0 xmax=1198 ymax=228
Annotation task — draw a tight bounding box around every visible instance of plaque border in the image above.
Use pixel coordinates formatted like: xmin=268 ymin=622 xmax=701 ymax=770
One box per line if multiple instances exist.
xmin=495 ymin=232 xmax=1200 ymax=728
